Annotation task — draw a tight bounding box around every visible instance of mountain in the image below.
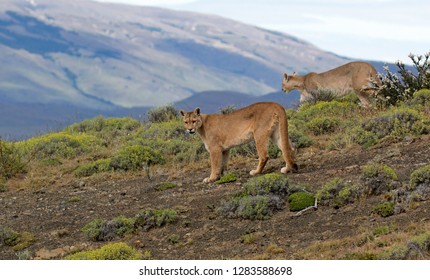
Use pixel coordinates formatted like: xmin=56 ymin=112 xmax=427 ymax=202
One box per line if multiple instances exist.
xmin=1 ymin=0 xmax=382 ymax=139
xmin=0 ymin=0 xmax=349 ymax=107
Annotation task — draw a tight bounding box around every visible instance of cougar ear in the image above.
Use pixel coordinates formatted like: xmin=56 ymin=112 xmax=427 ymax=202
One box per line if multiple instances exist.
xmin=194 ymin=107 xmax=201 ymax=116
xmin=284 ymin=73 xmax=288 ymax=80
xmin=292 ymin=71 xmax=297 ymax=76
xmin=180 ymin=109 xmax=186 ymax=116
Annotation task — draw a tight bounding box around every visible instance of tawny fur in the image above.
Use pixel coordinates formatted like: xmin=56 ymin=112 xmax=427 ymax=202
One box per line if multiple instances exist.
xmin=180 ymin=102 xmax=297 ymax=183
xmin=282 ymin=61 xmax=381 ymax=107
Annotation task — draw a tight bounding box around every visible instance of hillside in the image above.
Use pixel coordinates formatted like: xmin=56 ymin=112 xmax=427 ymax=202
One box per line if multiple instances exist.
xmin=1 ymin=89 xmax=429 ymax=260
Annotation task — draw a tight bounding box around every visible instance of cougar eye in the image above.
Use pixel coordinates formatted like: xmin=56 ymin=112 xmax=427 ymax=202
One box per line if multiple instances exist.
xmin=192 ymin=121 xmax=196 ymax=124
xmin=185 ymin=121 xmax=188 ymax=124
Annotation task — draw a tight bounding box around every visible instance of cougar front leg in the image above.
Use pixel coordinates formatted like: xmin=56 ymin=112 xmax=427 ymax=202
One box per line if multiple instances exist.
xmin=203 ymin=148 xmax=223 ymax=183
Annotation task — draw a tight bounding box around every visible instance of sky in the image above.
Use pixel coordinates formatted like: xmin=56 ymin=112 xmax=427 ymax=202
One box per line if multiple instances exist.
xmin=93 ymin=0 xmax=430 ymax=63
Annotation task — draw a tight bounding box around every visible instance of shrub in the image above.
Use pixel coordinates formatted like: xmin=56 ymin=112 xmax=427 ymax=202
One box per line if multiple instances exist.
xmin=372 ymin=202 xmax=395 ymax=217
xmin=303 ymin=88 xmax=338 ymax=105
xmin=288 ymin=192 xmax=315 ymax=211
xmin=0 ymin=140 xmax=26 ymax=179
xmin=410 ymin=89 xmax=430 ymax=108
xmin=74 ymin=159 xmax=112 ymax=177
xmin=287 ymin=124 xmax=313 ymax=148
xmin=110 ymin=145 xmax=165 ymax=177
xmin=361 ymin=108 xmax=424 ymax=141
xmin=17 ymin=132 xmax=100 ymax=159
xmin=295 ymin=100 xmax=357 ymax=121
xmin=217 ymin=195 xmax=284 ymax=220
xmin=147 ymin=105 xmax=179 ymax=123
xmin=134 ymin=209 xmax=178 ymax=231
xmin=317 ymin=177 xmax=358 ymax=208
xmin=373 ymin=52 xmax=430 ymax=107
xmin=360 ymin=163 xmax=399 ymax=196
xmin=219 ymin=105 xmax=237 ymax=114
xmin=307 ymin=116 xmax=340 ymax=135
xmin=216 ymin=173 xmax=237 ymax=184
xmin=65 ymin=242 xmax=142 ymax=260
xmin=82 ymin=216 xmax=136 ymax=242
xmin=410 ymin=164 xmax=430 ymax=190
xmin=240 ymin=173 xmax=290 ymax=199
xmin=66 ymin=116 xmax=140 ymax=136
xmin=0 ymin=227 xmax=35 ymax=251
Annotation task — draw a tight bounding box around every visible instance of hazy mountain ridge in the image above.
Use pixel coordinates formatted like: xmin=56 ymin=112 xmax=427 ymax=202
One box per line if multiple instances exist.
xmin=0 ymin=0 xmax=349 ymax=109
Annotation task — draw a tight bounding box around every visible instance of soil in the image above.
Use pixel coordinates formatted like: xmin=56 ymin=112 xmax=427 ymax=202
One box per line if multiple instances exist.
xmin=1 ymin=135 xmax=429 ymax=260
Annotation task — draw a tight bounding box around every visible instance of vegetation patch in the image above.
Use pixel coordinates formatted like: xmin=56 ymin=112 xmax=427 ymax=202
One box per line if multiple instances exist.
xmin=134 ymin=209 xmax=178 ymax=231
xmin=74 ymin=158 xmax=112 ymax=177
xmin=17 ymin=132 xmax=100 ymax=160
xmin=147 ymin=104 xmax=179 ymax=123
xmin=217 ymin=195 xmax=283 ymax=220
xmin=288 ymin=192 xmax=315 ymax=212
xmin=217 ymin=173 xmax=290 ymax=220
xmin=110 ymin=145 xmax=165 ymax=177
xmin=360 ymin=163 xmax=399 ymax=196
xmin=216 ymin=173 xmax=237 ymax=184
xmin=240 ymin=173 xmax=290 ymax=199
xmin=307 ymin=116 xmax=340 ymax=135
xmin=410 ymin=164 xmax=430 ymax=190
xmin=0 ymin=140 xmax=26 ymax=179
xmin=317 ymin=177 xmax=358 ymax=209
xmin=65 ymin=242 xmax=142 ymax=260
xmin=81 ymin=216 xmax=136 ymax=242
xmin=372 ymin=202 xmax=395 ymax=217
xmin=0 ymin=227 xmax=35 ymax=251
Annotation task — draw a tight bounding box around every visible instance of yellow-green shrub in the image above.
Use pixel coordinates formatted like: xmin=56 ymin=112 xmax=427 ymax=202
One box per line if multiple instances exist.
xmin=16 ymin=132 xmax=100 ymax=159
xmin=65 ymin=242 xmax=142 ymax=260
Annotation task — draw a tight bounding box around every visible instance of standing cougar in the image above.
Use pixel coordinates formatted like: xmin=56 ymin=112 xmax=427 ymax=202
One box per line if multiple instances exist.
xmin=180 ymin=102 xmax=297 ymax=183
xmin=282 ymin=61 xmax=380 ymax=107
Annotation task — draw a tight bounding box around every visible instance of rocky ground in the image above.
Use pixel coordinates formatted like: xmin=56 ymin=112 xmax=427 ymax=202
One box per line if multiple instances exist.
xmin=1 ymin=135 xmax=429 ymax=260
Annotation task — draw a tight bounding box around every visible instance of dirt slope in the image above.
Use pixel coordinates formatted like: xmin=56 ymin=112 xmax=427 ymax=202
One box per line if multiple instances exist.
xmin=1 ymin=135 xmax=429 ymax=260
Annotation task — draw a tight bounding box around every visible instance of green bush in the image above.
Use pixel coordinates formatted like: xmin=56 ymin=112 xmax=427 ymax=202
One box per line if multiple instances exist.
xmin=65 ymin=242 xmax=142 ymax=260
xmin=288 ymin=192 xmax=315 ymax=211
xmin=361 ymin=163 xmax=399 ymax=196
xmin=317 ymin=177 xmax=357 ymax=208
xmin=129 ymin=120 xmax=206 ymax=163
xmin=82 ymin=216 xmax=136 ymax=242
xmin=0 ymin=140 xmax=26 ymax=179
xmin=66 ymin=116 xmax=140 ymax=135
xmin=217 ymin=195 xmax=284 ymax=220
xmin=240 ymin=173 xmax=290 ymax=199
xmin=287 ymin=124 xmax=313 ymax=148
xmin=303 ymin=88 xmax=338 ymax=105
xmin=410 ymin=89 xmax=430 ymax=108
xmin=410 ymin=164 xmax=430 ymax=190
xmin=295 ymin=100 xmax=357 ymax=121
xmin=134 ymin=209 xmax=178 ymax=231
xmin=0 ymin=227 xmax=35 ymax=251
xmin=110 ymin=145 xmax=165 ymax=175
xmin=17 ymin=132 xmax=100 ymax=159
xmin=372 ymin=202 xmax=395 ymax=217
xmin=361 ymin=108 xmax=424 ymax=140
xmin=74 ymin=159 xmax=112 ymax=177
xmin=307 ymin=116 xmax=340 ymax=135
xmin=147 ymin=105 xmax=179 ymax=123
